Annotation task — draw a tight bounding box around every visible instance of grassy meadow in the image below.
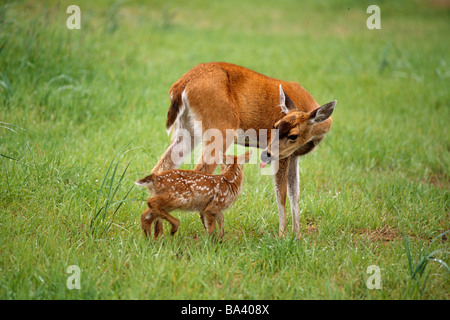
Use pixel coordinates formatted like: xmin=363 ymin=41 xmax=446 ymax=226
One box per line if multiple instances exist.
xmin=0 ymin=0 xmax=449 ymax=300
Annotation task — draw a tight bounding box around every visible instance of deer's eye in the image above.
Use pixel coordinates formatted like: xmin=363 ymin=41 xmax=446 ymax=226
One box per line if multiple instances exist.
xmin=287 ymin=134 xmax=299 ymax=141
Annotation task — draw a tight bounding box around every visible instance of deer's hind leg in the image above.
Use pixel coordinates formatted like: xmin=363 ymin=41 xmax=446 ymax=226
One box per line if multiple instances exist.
xmin=154 ymin=219 xmax=164 ymax=238
xmin=200 ymin=204 xmax=225 ymax=239
xmin=152 ymin=100 xmax=201 ymax=175
xmin=147 ymin=197 xmax=180 ymax=236
xmin=141 ymin=208 xmax=161 ymax=239
xmin=199 ymin=209 xmax=217 ymax=235
xmin=216 ymin=211 xmax=225 ymax=239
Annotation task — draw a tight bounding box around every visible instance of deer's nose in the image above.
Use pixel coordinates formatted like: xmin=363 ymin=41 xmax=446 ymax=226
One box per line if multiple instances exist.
xmin=260 ymin=150 xmax=273 ymax=167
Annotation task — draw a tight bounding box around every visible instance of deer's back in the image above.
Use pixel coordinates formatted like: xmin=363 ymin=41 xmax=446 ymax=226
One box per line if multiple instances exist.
xmin=169 ymin=62 xmax=320 ymax=131
xmin=152 ymin=169 xmax=237 ymax=212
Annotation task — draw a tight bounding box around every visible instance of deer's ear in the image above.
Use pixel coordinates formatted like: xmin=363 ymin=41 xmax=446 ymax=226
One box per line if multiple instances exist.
xmin=279 ymin=85 xmax=297 ymax=114
xmin=274 ymin=119 xmax=282 ymax=129
xmin=309 ymin=100 xmax=336 ymax=124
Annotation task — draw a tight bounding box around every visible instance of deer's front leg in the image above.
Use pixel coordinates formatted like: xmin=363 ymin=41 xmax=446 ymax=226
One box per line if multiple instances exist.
xmin=156 ymin=208 xmax=180 ymax=236
xmin=273 ymin=157 xmax=290 ymax=238
xmin=141 ymin=208 xmax=160 ymax=238
xmin=287 ymin=155 xmax=301 ymax=239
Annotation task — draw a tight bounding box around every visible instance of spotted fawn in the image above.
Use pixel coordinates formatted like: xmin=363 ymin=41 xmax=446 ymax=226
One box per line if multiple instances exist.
xmin=136 ymin=150 xmax=252 ymax=239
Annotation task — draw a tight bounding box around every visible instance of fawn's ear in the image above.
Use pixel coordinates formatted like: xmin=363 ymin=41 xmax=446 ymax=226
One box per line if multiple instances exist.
xmin=237 ymin=150 xmax=253 ymax=164
xmin=222 ymin=152 xmax=236 ymax=165
xmin=221 ymin=151 xmax=227 ymax=164
xmin=279 ymin=85 xmax=297 ymax=114
xmin=309 ymin=100 xmax=336 ymax=124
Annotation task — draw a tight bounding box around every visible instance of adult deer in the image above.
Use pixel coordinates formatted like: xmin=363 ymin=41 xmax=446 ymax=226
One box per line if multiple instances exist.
xmin=152 ymin=62 xmax=336 ymax=238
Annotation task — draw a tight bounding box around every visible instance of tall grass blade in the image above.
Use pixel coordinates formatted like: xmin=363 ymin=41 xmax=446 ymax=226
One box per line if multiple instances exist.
xmin=404 ymin=230 xmax=450 ymax=297
xmin=1 ymin=155 xmax=10 ymax=191
xmin=90 ymin=139 xmax=133 ymax=230
xmin=90 ymin=140 xmax=137 ymax=236
xmin=404 ymin=235 xmax=414 ymax=278
xmin=0 ymin=153 xmax=17 ymax=161
xmin=98 ymin=159 xmax=133 ymax=236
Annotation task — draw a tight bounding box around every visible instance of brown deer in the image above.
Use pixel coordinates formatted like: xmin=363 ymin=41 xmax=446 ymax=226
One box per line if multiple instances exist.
xmin=136 ymin=150 xmax=252 ymax=239
xmin=151 ymin=62 xmax=336 ymax=239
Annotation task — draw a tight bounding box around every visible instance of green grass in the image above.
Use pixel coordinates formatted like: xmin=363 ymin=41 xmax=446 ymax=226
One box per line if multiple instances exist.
xmin=1 ymin=0 xmax=449 ymax=300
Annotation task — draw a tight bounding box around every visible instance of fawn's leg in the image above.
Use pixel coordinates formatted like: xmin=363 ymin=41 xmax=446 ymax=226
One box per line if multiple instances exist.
xmin=154 ymin=218 xmax=164 ymax=238
xmin=159 ymin=208 xmax=180 ymax=235
xmin=200 ymin=210 xmax=217 ymax=235
xmin=216 ymin=211 xmax=225 ymax=239
xmin=199 ymin=212 xmax=207 ymax=231
xmin=194 ymin=131 xmax=233 ymax=232
xmin=147 ymin=197 xmax=180 ymax=236
xmin=141 ymin=208 xmax=158 ymax=238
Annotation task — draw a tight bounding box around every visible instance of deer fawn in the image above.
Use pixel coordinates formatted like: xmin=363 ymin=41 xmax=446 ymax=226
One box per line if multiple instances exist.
xmin=152 ymin=62 xmax=336 ymax=239
xmin=136 ymin=150 xmax=252 ymax=239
